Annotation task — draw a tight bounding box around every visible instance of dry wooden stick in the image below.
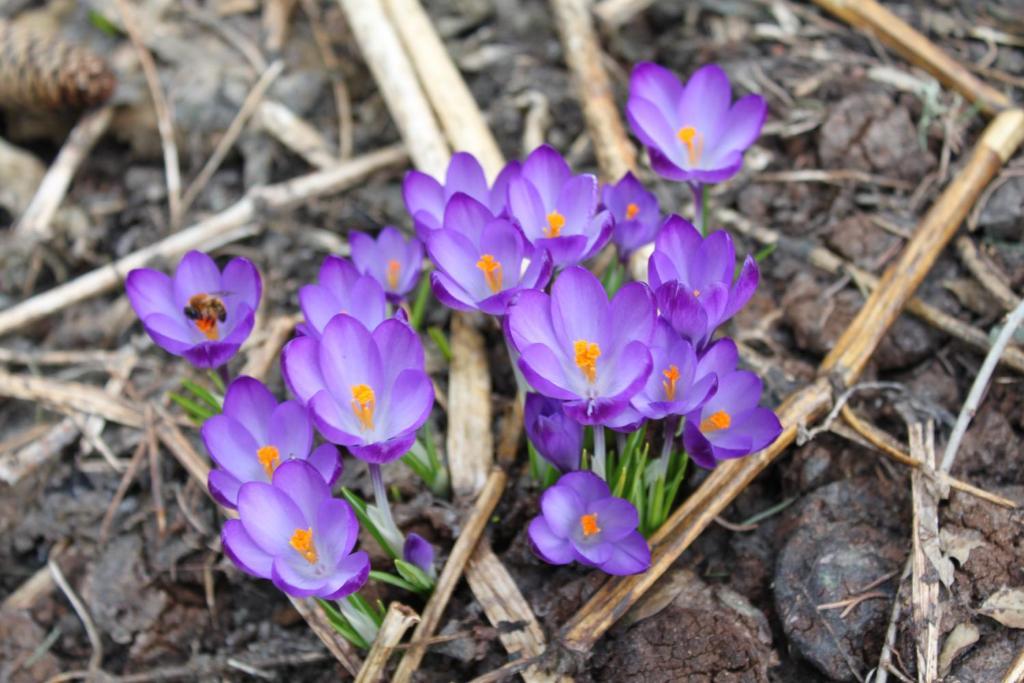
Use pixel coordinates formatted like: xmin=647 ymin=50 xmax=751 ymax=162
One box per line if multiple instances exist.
xmin=382 ymin=0 xmax=504 ymax=179
xmin=392 ymin=468 xmax=508 ymax=683
xmin=719 ymin=207 xmax=1024 ymax=375
xmin=239 ymin=314 xmax=301 ymax=381
xmin=288 ymin=592 xmax=364 ymax=676
xmin=0 ymin=145 xmax=406 ymax=337
xmin=0 ymin=420 xmax=79 ymax=486
xmin=560 ymin=107 xmax=1024 ymax=653
xmin=465 ymin=541 xmax=564 ymax=683
xmin=14 ymin=105 xmax=113 ymax=242
xmin=550 ymin=0 xmax=637 ymax=181
xmin=181 ymin=60 xmax=285 ymax=214
xmin=909 ymin=421 xmax=942 ymax=683
xmin=0 ymin=370 xmax=144 ymax=428
xmin=810 ymin=0 xmax=1011 ymax=116
xmin=355 ymin=603 xmax=420 ymax=683
xmin=298 ymin=0 xmax=354 ymax=159
xmin=592 ymin=0 xmax=652 ymax=30
xmin=115 ymin=0 xmax=183 ymax=229
xmin=50 ymin=556 xmax=104 ymax=677
xmin=257 ymin=100 xmax=340 ymax=169
xmin=1004 ymin=649 xmax=1024 ymax=683
xmin=838 ymin=405 xmax=1016 ymax=509
xmin=336 ymin=0 xmax=450 ymax=177
xmin=955 ymin=235 xmax=1019 ymax=312
xmin=446 ymin=313 xmax=494 ymax=498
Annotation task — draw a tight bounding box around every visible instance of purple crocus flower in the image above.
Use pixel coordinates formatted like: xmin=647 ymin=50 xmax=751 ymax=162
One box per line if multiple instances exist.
xmin=403 ymin=152 xmax=520 ymax=241
xmin=281 ymin=315 xmax=434 ymax=464
xmin=506 ymin=266 xmax=654 ymax=425
xmin=528 ymin=471 xmax=650 ymax=575
xmin=602 ymin=172 xmax=661 ymax=257
xmin=350 ymin=227 xmax=423 ymax=302
xmin=626 ymin=62 xmax=767 ymax=184
xmin=649 ymin=215 xmax=758 ymax=347
xmin=682 ymin=338 xmax=781 ymax=468
xmin=427 ymin=194 xmax=552 ymax=315
xmin=403 ymin=532 xmax=436 ymax=579
xmin=126 ymin=250 xmax=261 ymax=369
xmin=297 ymin=255 xmax=387 ymax=339
xmin=524 ymin=393 xmax=582 ymax=472
xmin=201 ymin=377 xmax=341 ymax=508
xmin=606 ymin=319 xmax=718 ymax=431
xmin=222 ymin=460 xmax=370 ymax=599
xmin=506 ymin=145 xmax=612 ymax=268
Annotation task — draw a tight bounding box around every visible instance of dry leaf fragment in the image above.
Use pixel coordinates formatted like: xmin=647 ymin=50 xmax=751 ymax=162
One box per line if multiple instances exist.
xmin=939 ymin=622 xmax=979 ymax=676
xmin=979 ymin=587 xmax=1024 ymax=629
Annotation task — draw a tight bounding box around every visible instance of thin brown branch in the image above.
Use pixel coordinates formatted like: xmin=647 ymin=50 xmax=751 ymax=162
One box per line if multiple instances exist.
xmin=955 ymin=235 xmax=1019 ymax=312
xmin=909 ymin=422 xmax=942 ymax=683
xmin=355 ymin=603 xmax=420 ymax=683
xmin=446 ymin=313 xmax=493 ymax=498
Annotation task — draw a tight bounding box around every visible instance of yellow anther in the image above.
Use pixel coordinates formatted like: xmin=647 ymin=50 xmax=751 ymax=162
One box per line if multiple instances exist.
xmin=625 ymin=202 xmax=640 ymax=220
xmin=573 ymin=339 xmax=601 ymax=384
xmin=676 ymin=125 xmax=703 ymax=165
xmin=580 ymin=513 xmax=601 ymax=537
xmin=386 ymin=259 xmax=401 ymax=290
xmin=195 ymin=317 xmax=219 ymax=340
xmin=257 ymin=445 xmax=280 ymax=479
xmin=545 ymin=211 xmax=566 ymax=238
xmin=662 ymin=364 xmax=680 ymax=401
xmin=351 ymin=384 xmax=376 ymax=431
xmin=289 ymin=528 xmax=318 ymax=564
xmin=692 ymin=289 xmax=701 ymax=298
xmin=476 ymin=253 xmax=503 ymax=294
xmin=700 ymin=410 xmax=732 ymax=434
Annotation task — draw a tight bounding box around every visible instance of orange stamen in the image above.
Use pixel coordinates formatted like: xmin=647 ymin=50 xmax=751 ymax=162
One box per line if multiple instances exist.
xmin=289 ymin=528 xmax=318 ymax=564
xmin=386 ymin=259 xmax=401 ymax=290
xmin=573 ymin=340 xmax=601 ymax=384
xmin=676 ymin=126 xmax=703 ymax=165
xmin=257 ymin=445 xmax=280 ymax=478
xmin=195 ymin=317 xmax=219 ymax=340
xmin=351 ymin=384 xmax=376 ymax=431
xmin=625 ymin=202 xmax=640 ymax=220
xmin=700 ymin=410 xmax=732 ymax=434
xmin=545 ymin=211 xmax=566 ymax=238
xmin=580 ymin=513 xmax=600 ymax=537
xmin=662 ymin=364 xmax=680 ymax=401
xmin=692 ymin=289 xmax=701 ymax=298
xmin=476 ymin=253 xmax=503 ymax=293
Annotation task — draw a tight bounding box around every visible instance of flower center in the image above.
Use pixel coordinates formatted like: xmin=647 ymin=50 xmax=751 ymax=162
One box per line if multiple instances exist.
xmin=289 ymin=527 xmax=318 ymax=564
xmin=625 ymin=202 xmax=640 ymax=220
xmin=257 ymin=445 xmax=280 ymax=478
xmin=476 ymin=253 xmax=503 ymax=294
xmin=580 ymin=513 xmax=601 ymax=537
xmin=662 ymin=364 xmax=680 ymax=401
xmin=700 ymin=410 xmax=732 ymax=434
xmin=692 ymin=288 xmax=701 ymax=298
xmin=573 ymin=339 xmax=601 ymax=384
xmin=545 ymin=210 xmax=566 ymax=238
xmin=676 ymin=126 xmax=704 ymax=165
xmin=386 ymin=259 xmax=401 ymax=290
xmin=184 ymin=293 xmax=226 ymax=341
xmin=351 ymin=384 xmax=376 ymax=431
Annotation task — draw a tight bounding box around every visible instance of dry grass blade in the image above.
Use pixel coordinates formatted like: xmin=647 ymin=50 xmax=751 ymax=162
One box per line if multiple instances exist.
xmin=355 ymin=603 xmax=420 ymax=683
xmin=240 ymin=314 xmax=302 ymax=381
xmin=15 ymin=105 xmax=114 ymax=242
xmin=447 ymin=313 xmax=493 ymax=498
xmin=810 ymin=0 xmax=1012 ymax=116
xmin=0 ymin=145 xmax=407 ymax=337
xmin=49 ymin=557 xmax=103 ymax=677
xmin=909 ymin=422 xmax=943 ymax=683
xmin=336 ymin=0 xmax=450 ymax=177
xmin=1004 ymin=648 xmax=1024 ymax=683
xmin=257 ymin=100 xmax=340 ymax=169
xmin=593 ymin=0 xmax=653 ymax=30
xmin=288 ymin=595 xmax=364 ymax=676
xmin=392 ymin=469 xmax=508 ymax=682
xmin=383 ymin=0 xmax=504 ymax=178
xmin=550 ymin=0 xmax=636 ymax=181
xmin=465 ymin=541 xmax=563 ymax=683
xmin=0 ymin=370 xmax=144 ymax=428
xmin=560 ymin=106 xmax=1024 ymax=654
xmin=955 ymin=235 xmax=1019 ymax=313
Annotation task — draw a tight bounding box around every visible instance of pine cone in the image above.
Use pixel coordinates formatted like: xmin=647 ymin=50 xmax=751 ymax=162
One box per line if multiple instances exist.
xmin=0 ymin=20 xmax=115 ymax=110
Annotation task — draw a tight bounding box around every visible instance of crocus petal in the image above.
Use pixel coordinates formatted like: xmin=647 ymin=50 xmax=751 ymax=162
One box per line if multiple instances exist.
xmin=507 ymin=290 xmax=560 ymax=353
xmin=446 ymin=152 xmax=489 ymax=202
xmin=271 ymin=460 xmax=329 ymax=526
xmin=383 ymin=369 xmax=434 ymax=436
xmin=708 ymin=370 xmax=763 ymax=415
xmin=518 ymin=345 xmax=578 ymax=400
xmin=126 ymin=269 xmax=178 ymax=321
xmin=237 ymin=481 xmax=308 ymax=555
xmin=724 ymin=255 xmax=759 ymax=320
xmin=222 ymin=519 xmax=274 ymax=578
xmin=318 ymin=315 xmax=383 ymax=402
xmin=559 ymin=471 xmax=611 ymax=502
xmin=403 ymin=533 xmax=435 ymax=575
xmin=308 ymin=443 xmax=342 ymax=486
xmin=528 ymin=516 xmax=575 ymax=565
xmin=271 ymin=557 xmax=328 ymax=597
xmin=537 ymin=234 xmax=588 ymax=268
xmin=712 ymin=94 xmax=767 ymax=154
xmin=443 ymin=193 xmax=496 ymax=245
xmin=430 ymin=271 xmax=477 ymax=311
xmin=608 ymin=282 xmax=656 ymax=353
xmin=522 ymin=145 xmax=571 ymax=208
xmin=403 ymin=171 xmax=444 ymax=224
xmin=678 ymin=64 xmax=732 ymax=139
xmin=281 ymin=336 xmax=327 ymax=404
xmin=682 ymin=419 xmax=717 ymax=469
xmin=183 ymin=341 xmax=242 ymax=369
xmin=309 ymin=391 xmax=362 ymax=446
xmin=626 ymin=97 xmax=687 ymax=169
xmin=322 ymin=551 xmax=371 ymax=599
xmin=173 ymin=251 xmax=223 ymax=310
xmin=697 ymin=337 xmax=739 ymax=380
xmin=208 ymin=469 xmax=243 ymax=508
xmin=692 ymin=230 xmax=735 ymax=290
xmin=299 ymin=284 xmax=341 ymax=337
xmin=586 ymin=497 xmax=640 ymax=542
xmin=223 ymin=377 xmax=277 ymax=444
xmin=540 ymin=484 xmax=585 ymax=538
xmin=268 ymin=401 xmax=313 ymax=462
xmin=556 ymin=175 xmax=598 ymax=234
xmin=599 ymin=531 xmax=651 ymax=575
xmin=373 ymin=318 xmax=425 ymax=388
xmin=316 ymin=497 xmax=359 ymax=559
xmin=222 ymin=257 xmax=262 ymax=311
xmin=629 ymin=62 xmax=684 ymax=127
xmin=507 ymin=177 xmax=548 ymax=242
xmin=549 ymin=266 xmax=610 ymax=351
xmin=349 ymin=431 xmax=417 ymax=464
xmin=348 ymin=232 xmax=377 ymax=280
xmin=140 ymin=314 xmax=197 ymax=354
xmin=601 ymin=340 xmax=653 ymax=400
xmin=572 ymin=536 xmax=614 ymax=566
xmin=201 ymin=414 xmax=263 ymax=481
